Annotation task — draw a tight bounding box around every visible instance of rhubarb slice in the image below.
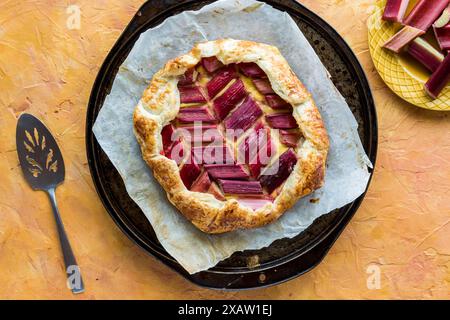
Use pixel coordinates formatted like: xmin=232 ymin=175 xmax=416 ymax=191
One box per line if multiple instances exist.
xmin=206 ymin=65 xmax=238 ymax=98
xmin=434 ymin=4 xmax=450 ymax=28
xmin=178 ymin=68 xmax=197 ymax=86
xmin=265 ymin=94 xmax=290 ymax=109
xmin=238 ymin=125 xmax=272 ymax=163
xmin=280 ymin=130 xmax=302 ymax=148
xmin=204 ymin=164 xmax=249 ymax=180
xmin=408 ymin=37 xmax=445 ymax=72
xmin=213 ymin=79 xmax=247 ymax=120
xmin=192 ymin=145 xmax=234 ymax=165
xmin=218 ymin=180 xmax=263 ymax=195
xmin=238 ymin=62 xmax=266 ymax=78
xmin=190 ymin=170 xmax=212 ymax=193
xmin=178 ymin=125 xmax=222 ymax=143
xmin=404 ymin=0 xmax=450 ymax=31
xmin=161 ymin=124 xmax=175 ymax=155
xmin=425 ymin=54 xmax=450 ymax=99
xmin=208 ymin=183 xmax=226 ymax=201
xmin=252 ymin=78 xmax=275 ymax=95
xmin=202 ymin=57 xmax=223 ymax=73
xmin=434 ymin=24 xmax=450 ymax=51
xmin=239 ymin=126 xmax=274 ymax=178
xmin=382 ymin=0 xmax=410 ymax=23
xmin=259 ymin=149 xmax=297 ymax=193
xmin=178 ymin=86 xmax=207 ymax=104
xmin=383 ymin=26 xmax=425 ymax=53
xmin=224 ymin=96 xmax=263 ymax=132
xmin=166 ymin=140 xmax=185 ymax=164
xmin=237 ymin=197 xmax=273 ymax=210
xmin=179 ymin=156 xmax=201 ymax=189
xmin=177 ymin=106 xmax=216 ymax=123
xmin=248 ymin=163 xmax=263 ymax=179
xmin=265 ymin=113 xmax=298 ymax=129
xmin=252 ymin=127 xmax=276 ymax=178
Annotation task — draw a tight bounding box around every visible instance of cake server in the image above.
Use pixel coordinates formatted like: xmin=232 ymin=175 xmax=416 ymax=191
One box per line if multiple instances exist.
xmin=15 ymin=113 xmax=84 ymax=294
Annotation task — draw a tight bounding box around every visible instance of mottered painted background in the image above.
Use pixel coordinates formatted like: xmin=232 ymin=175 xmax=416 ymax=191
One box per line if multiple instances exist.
xmin=0 ymin=0 xmax=449 ymax=299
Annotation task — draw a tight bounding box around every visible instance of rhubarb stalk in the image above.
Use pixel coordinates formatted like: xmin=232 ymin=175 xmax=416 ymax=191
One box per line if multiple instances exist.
xmin=265 ymin=94 xmax=290 ymax=109
xmin=238 ymin=63 xmax=266 ymax=78
xmin=259 ymin=149 xmax=297 ymax=193
xmin=404 ymin=0 xmax=450 ymax=31
xmin=383 ymin=26 xmax=425 ymax=53
xmin=237 ymin=197 xmax=273 ymax=210
xmin=265 ymin=113 xmax=299 ymax=129
xmin=224 ymin=96 xmax=263 ymax=132
xmin=179 ymin=156 xmax=201 ymax=189
xmin=208 ymin=183 xmax=226 ymax=201
xmin=178 ymin=86 xmax=207 ymax=104
xmin=213 ymin=79 xmax=247 ymax=120
xmin=178 ymin=68 xmax=197 ymax=86
xmin=204 ymin=164 xmax=249 ymax=180
xmin=166 ymin=140 xmax=185 ymax=164
xmin=193 ymin=145 xmax=235 ymax=165
xmin=191 ymin=171 xmax=226 ymax=201
xmin=407 ymin=37 xmax=445 ymax=72
xmin=218 ymin=180 xmax=263 ymax=195
xmin=424 ymin=54 xmax=450 ymax=99
xmin=434 ymin=4 xmax=450 ymax=28
xmin=177 ymin=106 xmax=216 ymax=123
xmin=190 ymin=171 xmax=212 ymax=193
xmin=434 ymin=24 xmax=450 ymax=51
xmin=382 ymin=0 xmax=411 ymax=23
xmin=202 ymin=57 xmax=224 ymax=73
xmin=206 ymin=65 xmax=238 ymax=98
xmin=161 ymin=124 xmax=175 ymax=155
xmin=252 ymin=78 xmax=275 ymax=95
xmin=178 ymin=125 xmax=222 ymax=143
xmin=279 ymin=130 xmax=302 ymax=148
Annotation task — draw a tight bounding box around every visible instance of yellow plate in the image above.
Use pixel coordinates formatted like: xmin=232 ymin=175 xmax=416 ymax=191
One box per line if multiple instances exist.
xmin=368 ymin=0 xmax=450 ymax=111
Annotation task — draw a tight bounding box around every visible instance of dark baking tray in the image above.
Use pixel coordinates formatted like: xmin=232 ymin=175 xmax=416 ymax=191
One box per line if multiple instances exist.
xmin=86 ymin=0 xmax=377 ymax=290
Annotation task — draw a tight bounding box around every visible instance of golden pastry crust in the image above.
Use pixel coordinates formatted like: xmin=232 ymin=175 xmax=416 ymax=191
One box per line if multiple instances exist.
xmin=133 ymin=39 xmax=329 ymax=234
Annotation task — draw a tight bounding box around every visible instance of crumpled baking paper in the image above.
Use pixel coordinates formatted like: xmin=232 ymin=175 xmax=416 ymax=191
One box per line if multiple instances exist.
xmin=93 ymin=0 xmax=372 ymax=274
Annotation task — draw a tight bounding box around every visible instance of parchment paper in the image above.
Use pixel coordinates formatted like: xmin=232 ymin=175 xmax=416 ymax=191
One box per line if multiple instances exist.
xmin=93 ymin=0 xmax=372 ymax=274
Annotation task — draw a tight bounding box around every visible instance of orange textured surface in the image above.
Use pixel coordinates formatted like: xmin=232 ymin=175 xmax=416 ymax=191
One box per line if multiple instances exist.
xmin=0 ymin=0 xmax=449 ymax=299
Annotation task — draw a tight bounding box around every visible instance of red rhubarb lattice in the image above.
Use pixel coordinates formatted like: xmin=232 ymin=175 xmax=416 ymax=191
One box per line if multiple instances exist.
xmin=134 ymin=39 xmax=329 ymax=233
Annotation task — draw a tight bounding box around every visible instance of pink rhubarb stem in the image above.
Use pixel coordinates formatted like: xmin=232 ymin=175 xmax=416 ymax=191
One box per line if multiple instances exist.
xmin=383 ymin=0 xmax=411 ymax=23
xmin=224 ymin=96 xmax=263 ymax=132
xmin=434 ymin=24 xmax=450 ymax=51
xmin=425 ymin=54 xmax=450 ymax=99
xmin=202 ymin=57 xmax=224 ymax=73
xmin=404 ymin=0 xmax=450 ymax=31
xmin=265 ymin=113 xmax=299 ymax=129
xmin=178 ymin=86 xmax=207 ymax=104
xmin=217 ymin=180 xmax=263 ymax=195
xmin=383 ymin=26 xmax=425 ymax=53
xmin=407 ymin=37 xmax=445 ymax=72
xmin=204 ymin=164 xmax=249 ymax=180
xmin=238 ymin=62 xmax=266 ymax=78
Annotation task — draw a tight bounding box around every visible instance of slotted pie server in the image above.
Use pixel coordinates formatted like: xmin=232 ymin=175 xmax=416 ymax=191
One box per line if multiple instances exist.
xmin=16 ymin=113 xmax=84 ymax=294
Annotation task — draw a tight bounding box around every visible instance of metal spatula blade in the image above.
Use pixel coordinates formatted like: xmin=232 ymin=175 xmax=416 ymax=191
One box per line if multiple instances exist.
xmin=16 ymin=113 xmax=65 ymax=189
xmin=16 ymin=113 xmax=84 ymax=294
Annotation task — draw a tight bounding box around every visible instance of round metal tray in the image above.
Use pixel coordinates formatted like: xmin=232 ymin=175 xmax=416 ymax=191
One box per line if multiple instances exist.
xmin=86 ymin=0 xmax=378 ymax=289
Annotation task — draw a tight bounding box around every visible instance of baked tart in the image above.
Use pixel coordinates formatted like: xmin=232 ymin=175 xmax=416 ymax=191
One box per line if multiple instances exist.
xmin=133 ymin=39 xmax=329 ymax=234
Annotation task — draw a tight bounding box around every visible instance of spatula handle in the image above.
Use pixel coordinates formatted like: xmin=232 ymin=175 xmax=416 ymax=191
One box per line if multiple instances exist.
xmin=47 ymin=188 xmax=85 ymax=294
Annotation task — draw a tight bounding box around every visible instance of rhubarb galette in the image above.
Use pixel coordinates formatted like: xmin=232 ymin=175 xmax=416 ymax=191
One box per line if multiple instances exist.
xmin=133 ymin=39 xmax=329 ymax=234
